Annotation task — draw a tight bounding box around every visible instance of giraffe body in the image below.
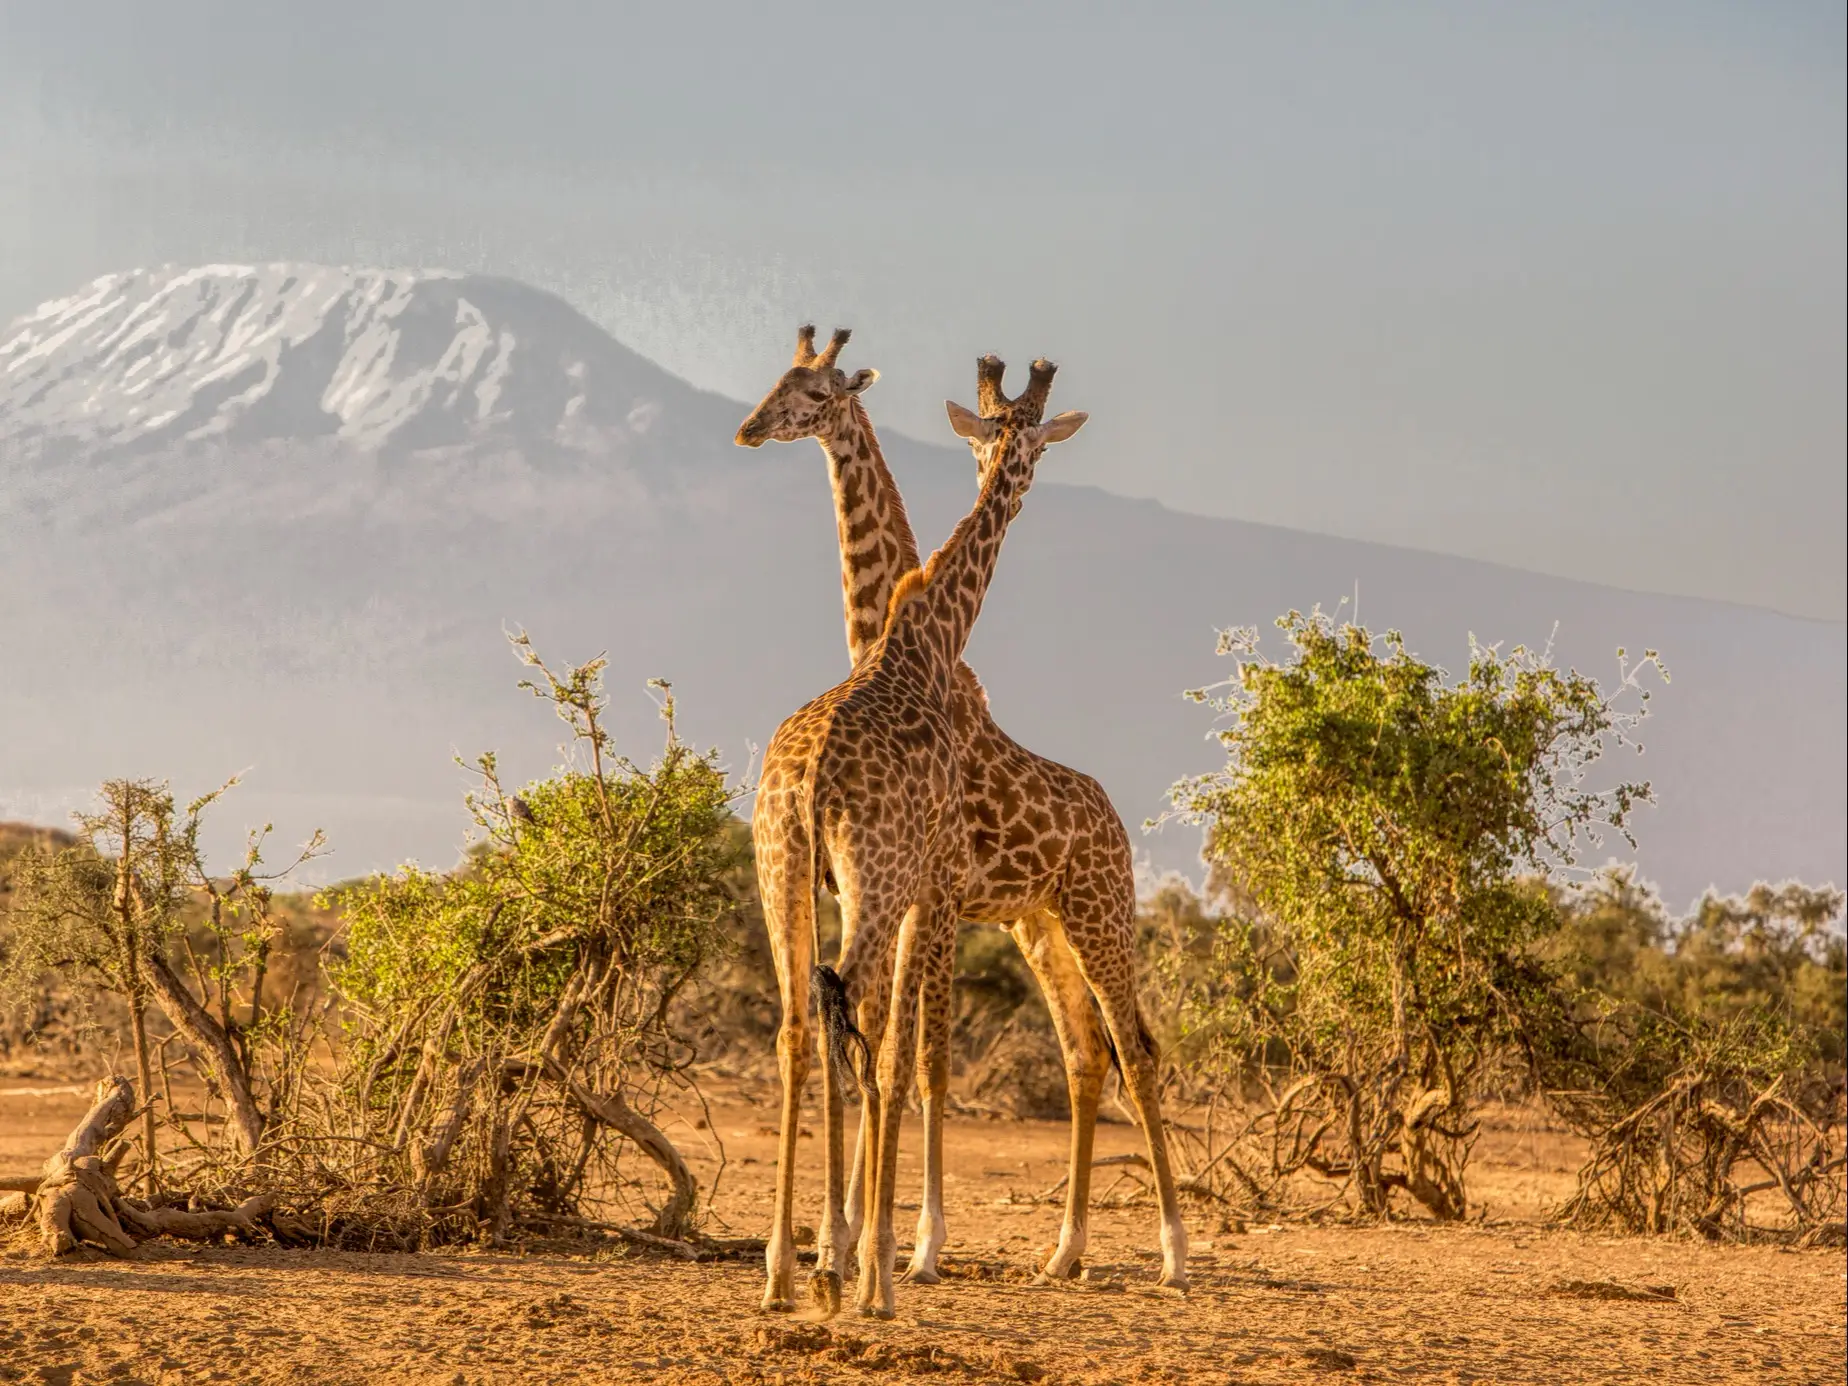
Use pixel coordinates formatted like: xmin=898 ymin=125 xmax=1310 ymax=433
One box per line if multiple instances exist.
xmin=739 ymin=330 xmax=1189 ymax=1295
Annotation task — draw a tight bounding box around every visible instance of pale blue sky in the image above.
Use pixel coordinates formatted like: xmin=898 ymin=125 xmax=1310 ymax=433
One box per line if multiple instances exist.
xmin=3 ymin=2 xmax=1842 ymax=618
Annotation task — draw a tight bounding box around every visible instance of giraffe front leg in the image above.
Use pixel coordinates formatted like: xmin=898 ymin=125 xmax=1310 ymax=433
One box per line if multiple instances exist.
xmin=904 ymin=921 xmax=957 ymax=1285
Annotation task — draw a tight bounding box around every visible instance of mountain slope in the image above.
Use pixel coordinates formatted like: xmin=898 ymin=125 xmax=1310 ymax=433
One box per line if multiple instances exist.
xmin=2 ymin=265 xmax=1842 ymax=906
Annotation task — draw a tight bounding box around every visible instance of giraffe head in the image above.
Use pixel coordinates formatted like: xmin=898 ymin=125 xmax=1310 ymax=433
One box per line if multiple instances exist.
xmin=735 ymin=325 xmax=880 ymax=447
xmin=943 ymin=356 xmax=1087 ymax=508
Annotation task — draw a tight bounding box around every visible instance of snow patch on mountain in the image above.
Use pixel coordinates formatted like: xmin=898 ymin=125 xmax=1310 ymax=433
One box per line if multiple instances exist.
xmin=0 ymin=264 xmax=681 ymax=458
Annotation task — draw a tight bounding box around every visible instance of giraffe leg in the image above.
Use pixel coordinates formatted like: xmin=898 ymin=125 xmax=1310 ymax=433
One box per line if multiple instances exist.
xmin=1071 ymin=919 xmax=1190 ymax=1293
xmin=844 ymin=967 xmax=889 ymax=1284
xmin=764 ymin=984 xmax=812 ymax=1312
xmin=811 ymin=894 xmax=898 ymax=1321
xmin=843 ymin=1095 xmax=869 ymax=1274
xmin=903 ymin=919 xmax=958 ymax=1284
xmin=756 ymin=808 xmax=816 ymax=1315
xmin=859 ymin=894 xmax=949 ymax=1319
xmin=817 ymin=971 xmax=886 ymax=1317
xmin=810 ymin=986 xmax=848 ymax=1320
xmin=1008 ymin=909 xmax=1111 ymax=1285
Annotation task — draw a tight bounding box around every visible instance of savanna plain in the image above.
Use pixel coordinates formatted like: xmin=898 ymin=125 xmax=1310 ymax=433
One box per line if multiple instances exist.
xmin=3 ymin=1077 xmax=1840 ymax=1386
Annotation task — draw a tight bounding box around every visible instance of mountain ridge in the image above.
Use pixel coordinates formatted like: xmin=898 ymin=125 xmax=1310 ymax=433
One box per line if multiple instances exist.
xmin=7 ymin=259 xmax=1837 ymax=626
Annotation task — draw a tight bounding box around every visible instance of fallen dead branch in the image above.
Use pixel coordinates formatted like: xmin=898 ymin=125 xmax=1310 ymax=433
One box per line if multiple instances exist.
xmin=1549 ymin=1279 xmax=1677 ymax=1303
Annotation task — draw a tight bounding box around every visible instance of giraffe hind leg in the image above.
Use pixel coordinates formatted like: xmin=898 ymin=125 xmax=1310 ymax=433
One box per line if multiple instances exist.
xmin=1070 ymin=916 xmax=1190 ymax=1293
xmin=860 ymin=891 xmax=954 ymax=1319
xmin=843 ymin=940 xmax=895 ymax=1285
xmin=1007 ymin=908 xmax=1112 ymax=1285
xmin=812 ymin=891 xmax=899 ymax=1320
xmin=755 ymin=802 xmax=815 ymax=1314
xmin=903 ymin=919 xmax=958 ymax=1284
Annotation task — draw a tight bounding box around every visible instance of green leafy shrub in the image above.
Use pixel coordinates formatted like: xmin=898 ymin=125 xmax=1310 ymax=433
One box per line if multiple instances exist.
xmin=321 ymin=636 xmax=747 ymax=1241
xmin=1166 ymin=610 xmax=1660 ymax=1218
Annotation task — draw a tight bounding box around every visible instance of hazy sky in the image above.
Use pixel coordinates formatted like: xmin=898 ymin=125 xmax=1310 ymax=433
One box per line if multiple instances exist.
xmin=3 ymin=2 xmax=1842 ymax=619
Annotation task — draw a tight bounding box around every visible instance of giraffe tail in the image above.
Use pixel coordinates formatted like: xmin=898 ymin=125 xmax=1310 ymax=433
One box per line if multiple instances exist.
xmin=802 ymin=781 xmax=875 ymax=1098
xmin=1094 ymin=993 xmax=1123 ymax=1082
xmin=1095 ymin=992 xmax=1160 ymax=1086
xmin=813 ymin=963 xmax=875 ymax=1096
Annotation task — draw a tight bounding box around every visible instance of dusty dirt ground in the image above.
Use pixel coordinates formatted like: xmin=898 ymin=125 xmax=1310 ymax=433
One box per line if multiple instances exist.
xmin=2 ymin=1078 xmax=1842 ymax=1385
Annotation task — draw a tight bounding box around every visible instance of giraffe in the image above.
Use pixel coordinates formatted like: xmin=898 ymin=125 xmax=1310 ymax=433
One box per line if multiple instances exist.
xmin=748 ymin=354 xmax=1086 ymax=1319
xmin=736 ymin=329 xmax=1190 ymax=1293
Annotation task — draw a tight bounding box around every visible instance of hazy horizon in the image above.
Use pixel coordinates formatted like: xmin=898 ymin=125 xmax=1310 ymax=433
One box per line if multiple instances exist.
xmin=3 ymin=2 xmax=1843 ymax=620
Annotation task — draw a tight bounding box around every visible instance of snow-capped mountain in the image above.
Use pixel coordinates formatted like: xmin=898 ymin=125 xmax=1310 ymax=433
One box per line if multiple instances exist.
xmin=0 ymin=264 xmax=700 ymax=459
xmin=1 ymin=266 xmax=1842 ymax=908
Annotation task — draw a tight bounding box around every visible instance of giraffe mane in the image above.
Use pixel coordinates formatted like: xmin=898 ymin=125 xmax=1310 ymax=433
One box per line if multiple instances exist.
xmin=885 ymin=567 xmax=929 ymax=626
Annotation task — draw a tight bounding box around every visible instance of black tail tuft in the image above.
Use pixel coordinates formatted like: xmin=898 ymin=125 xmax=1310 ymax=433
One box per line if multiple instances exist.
xmin=1094 ymin=995 xmax=1124 ymax=1082
xmin=813 ymin=964 xmax=875 ymax=1095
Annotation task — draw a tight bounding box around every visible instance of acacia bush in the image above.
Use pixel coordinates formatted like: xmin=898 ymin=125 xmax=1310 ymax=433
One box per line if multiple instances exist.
xmin=313 ymin=636 xmax=747 ymax=1245
xmin=1163 ymin=610 xmax=1661 ymax=1220
xmin=1 ymin=638 xmax=753 ymax=1257
xmin=0 ymin=821 xmax=99 ymax=1077
xmin=1537 ymin=867 xmax=1844 ymax=1240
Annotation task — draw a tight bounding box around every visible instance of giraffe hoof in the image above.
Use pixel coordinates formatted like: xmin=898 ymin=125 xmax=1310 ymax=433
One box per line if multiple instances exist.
xmin=808 ymin=1271 xmax=843 ymax=1319
xmin=902 ymin=1265 xmax=941 ymax=1286
xmin=857 ymin=1303 xmax=896 ymax=1321
xmin=1033 ymin=1257 xmax=1081 ymax=1285
xmin=1156 ymin=1273 xmax=1191 ymax=1296
xmin=759 ymin=1296 xmax=797 ymax=1315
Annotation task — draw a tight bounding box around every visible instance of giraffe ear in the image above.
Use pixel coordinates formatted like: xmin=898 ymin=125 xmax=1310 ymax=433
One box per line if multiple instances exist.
xmin=945 ymin=400 xmax=1000 ymax=444
xmin=1036 ymin=410 xmax=1089 ymax=445
xmin=842 ymin=368 xmax=878 ymax=394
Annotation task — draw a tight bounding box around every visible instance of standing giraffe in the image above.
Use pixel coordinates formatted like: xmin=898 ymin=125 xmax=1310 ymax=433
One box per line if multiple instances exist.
xmin=736 ymin=330 xmax=1189 ymax=1293
xmin=748 ymin=355 xmax=1086 ymax=1319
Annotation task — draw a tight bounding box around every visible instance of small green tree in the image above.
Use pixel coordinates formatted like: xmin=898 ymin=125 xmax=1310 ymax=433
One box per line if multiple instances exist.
xmin=2 ymin=780 xmax=321 ymax=1172
xmin=1167 ymin=610 xmax=1661 ymax=1218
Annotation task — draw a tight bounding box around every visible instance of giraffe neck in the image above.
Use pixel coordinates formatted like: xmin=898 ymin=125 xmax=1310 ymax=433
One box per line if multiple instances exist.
xmin=818 ymin=397 xmax=922 ymax=667
xmin=891 ymin=429 xmax=1034 ymax=670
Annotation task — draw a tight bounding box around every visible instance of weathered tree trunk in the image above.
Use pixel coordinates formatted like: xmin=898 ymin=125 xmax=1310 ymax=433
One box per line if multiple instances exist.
xmin=32 ymin=1076 xmax=279 ymax=1256
xmin=482 ymin=1107 xmax=516 ymax=1244
xmin=35 ymin=1075 xmax=140 ymax=1255
xmin=1399 ymin=1085 xmax=1468 ymax=1220
xmin=142 ymin=950 xmax=265 ymax=1157
xmin=544 ymin=1058 xmax=698 ymax=1238
xmin=413 ymin=1057 xmax=484 ymax=1189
